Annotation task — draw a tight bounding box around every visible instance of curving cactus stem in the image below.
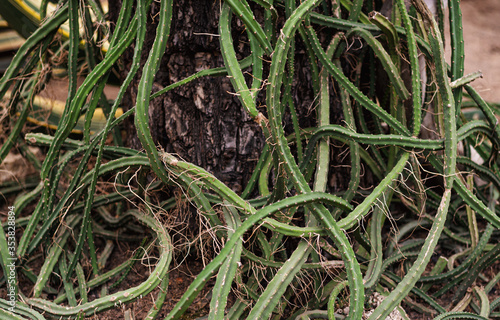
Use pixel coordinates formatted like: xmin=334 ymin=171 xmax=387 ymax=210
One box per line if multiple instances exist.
xmin=0 ymin=0 xmax=498 ymax=319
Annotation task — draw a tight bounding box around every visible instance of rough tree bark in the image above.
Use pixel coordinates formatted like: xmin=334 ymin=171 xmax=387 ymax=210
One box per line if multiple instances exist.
xmin=108 ymin=0 xmax=354 ymax=195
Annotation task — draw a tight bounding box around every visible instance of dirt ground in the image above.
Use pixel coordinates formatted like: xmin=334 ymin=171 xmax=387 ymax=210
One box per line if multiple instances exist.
xmin=458 ymin=0 xmax=500 ymax=102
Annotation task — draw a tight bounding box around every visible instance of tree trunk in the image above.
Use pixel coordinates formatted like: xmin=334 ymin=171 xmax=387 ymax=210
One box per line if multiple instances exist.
xmin=108 ymin=0 xmax=351 ymax=193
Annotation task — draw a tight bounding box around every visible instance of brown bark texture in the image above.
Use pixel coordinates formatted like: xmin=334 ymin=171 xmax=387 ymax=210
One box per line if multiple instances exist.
xmin=109 ymin=0 xmax=354 ymax=194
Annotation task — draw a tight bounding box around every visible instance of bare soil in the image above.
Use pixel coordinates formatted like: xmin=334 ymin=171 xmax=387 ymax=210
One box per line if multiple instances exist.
xmin=458 ymin=0 xmax=500 ymax=102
